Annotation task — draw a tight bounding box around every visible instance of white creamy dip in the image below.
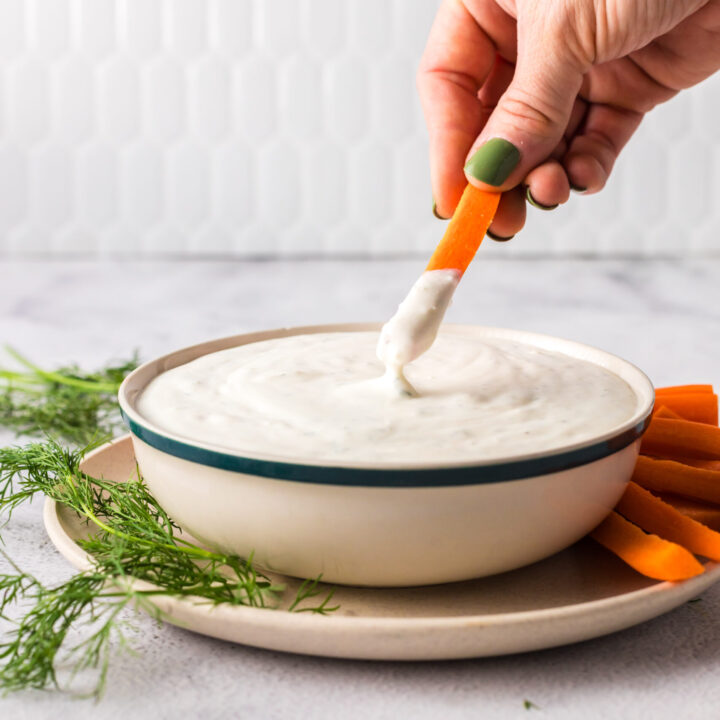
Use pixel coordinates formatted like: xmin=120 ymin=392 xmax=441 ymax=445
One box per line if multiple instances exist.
xmin=137 ymin=331 xmax=638 ymax=465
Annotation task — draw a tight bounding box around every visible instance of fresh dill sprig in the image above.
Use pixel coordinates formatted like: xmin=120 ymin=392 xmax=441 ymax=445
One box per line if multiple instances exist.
xmin=0 ymin=346 xmax=138 ymax=445
xmin=0 ymin=435 xmax=338 ymax=696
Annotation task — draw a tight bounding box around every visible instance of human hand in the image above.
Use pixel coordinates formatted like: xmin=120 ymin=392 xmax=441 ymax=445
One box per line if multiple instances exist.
xmin=418 ymin=0 xmax=720 ymax=239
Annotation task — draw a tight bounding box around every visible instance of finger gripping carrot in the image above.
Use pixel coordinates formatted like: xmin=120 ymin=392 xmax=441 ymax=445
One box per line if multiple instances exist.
xmin=590 ymin=511 xmax=704 ymax=581
xmin=616 ymin=482 xmax=720 ymax=561
xmin=426 ymin=184 xmax=501 ymax=275
xmin=632 ymin=456 xmax=720 ymax=505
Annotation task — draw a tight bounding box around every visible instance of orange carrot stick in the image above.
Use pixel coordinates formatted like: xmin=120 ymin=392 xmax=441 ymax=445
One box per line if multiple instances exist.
xmin=616 ymin=482 xmax=720 ymax=561
xmin=640 ymin=417 xmax=720 ymax=459
xmin=670 ymin=457 xmax=720 ymax=471
xmin=652 ymin=394 xmax=718 ymax=425
xmin=426 ymin=184 xmax=501 ymax=275
xmin=590 ymin=511 xmax=704 ymax=581
xmin=633 ymin=456 xmax=720 ymax=504
xmin=659 ymin=494 xmax=720 ymax=533
xmin=653 ymin=406 xmax=683 ymax=419
xmin=656 ymin=384 xmax=714 ymax=396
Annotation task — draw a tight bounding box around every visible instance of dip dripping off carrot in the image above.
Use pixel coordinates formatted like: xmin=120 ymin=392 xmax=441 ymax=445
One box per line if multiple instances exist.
xmin=652 ymin=394 xmax=718 ymax=425
xmin=640 ymin=417 xmax=720 ymax=459
xmin=590 ymin=511 xmax=704 ymax=581
xmin=632 ymin=456 xmax=720 ymax=505
xmin=426 ymin=185 xmax=501 ymax=275
xmin=615 ymin=482 xmax=720 ymax=562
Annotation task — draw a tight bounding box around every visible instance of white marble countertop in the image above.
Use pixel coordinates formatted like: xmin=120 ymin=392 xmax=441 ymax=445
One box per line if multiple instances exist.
xmin=2 ymin=258 xmax=720 ymax=719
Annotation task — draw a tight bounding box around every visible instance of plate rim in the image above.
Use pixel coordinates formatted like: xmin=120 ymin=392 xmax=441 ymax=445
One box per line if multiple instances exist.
xmin=43 ymin=436 xmax=720 ymax=635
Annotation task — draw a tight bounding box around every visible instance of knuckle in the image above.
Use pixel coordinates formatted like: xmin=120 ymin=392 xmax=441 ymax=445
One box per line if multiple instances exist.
xmin=498 ymin=89 xmax=564 ymax=137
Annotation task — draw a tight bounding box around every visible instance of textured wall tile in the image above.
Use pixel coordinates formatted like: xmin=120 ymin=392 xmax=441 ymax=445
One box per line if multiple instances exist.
xmin=187 ymin=224 xmax=233 ymax=255
xmin=97 ymin=55 xmax=140 ymax=143
xmin=257 ymin=0 xmax=300 ymax=56
xmin=167 ymin=140 xmax=211 ymax=229
xmin=0 ymin=0 xmax=26 ymax=60
xmin=52 ymin=55 xmax=95 ymax=143
xmin=257 ymin=141 xmax=300 ymax=236
xmin=348 ymin=143 xmax=393 ymax=232
xmin=208 ymin=0 xmax=253 ymax=58
xmin=327 ymin=56 xmax=369 ymax=143
xmin=28 ymin=145 xmax=74 ymax=230
xmin=53 ymin=226 xmax=97 ymax=255
xmin=188 ymin=54 xmax=231 ymax=141
xmin=167 ymin=0 xmax=208 ymax=58
xmin=280 ymin=58 xmax=323 ymax=139
xmin=0 ymin=0 xmax=718 ymax=258
xmin=7 ymin=58 xmax=50 ymax=144
xmin=696 ymin=72 xmax=720 ymax=141
xmin=0 ymin=147 xmax=27 ymax=236
xmin=395 ymin=135 xmax=431 ymax=230
xmin=235 ymin=56 xmax=277 ymax=144
xmin=76 ymin=0 xmax=117 ymax=60
xmin=120 ymin=141 xmax=165 ymax=230
xmin=77 ymin=142 xmax=118 ymax=227
xmin=372 ymin=55 xmax=416 ymax=143
xmin=29 ymin=0 xmax=70 ymax=59
xmin=142 ymin=56 xmax=186 ymax=141
xmin=212 ymin=141 xmax=254 ymax=227
xmin=302 ymin=0 xmax=345 ymax=59
xmin=348 ymin=0 xmax=392 ymax=56
xmin=123 ymin=0 xmax=164 ymax=59
xmin=305 ymin=141 xmax=346 ymax=228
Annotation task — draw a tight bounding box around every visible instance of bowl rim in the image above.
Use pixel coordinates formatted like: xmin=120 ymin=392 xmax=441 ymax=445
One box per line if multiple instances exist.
xmin=119 ymin=323 xmax=655 ymax=487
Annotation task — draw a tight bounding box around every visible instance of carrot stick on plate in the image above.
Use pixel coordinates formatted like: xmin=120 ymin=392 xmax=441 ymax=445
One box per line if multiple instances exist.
xmin=659 ymin=495 xmax=720 ymax=533
xmin=652 ymin=394 xmax=718 ymax=425
xmin=632 ymin=456 xmax=720 ymax=505
xmin=653 ymin=406 xmax=683 ymax=420
xmin=590 ymin=511 xmax=704 ymax=581
xmin=640 ymin=417 xmax=720 ymax=459
xmin=615 ymin=482 xmax=720 ymax=561
xmin=656 ymin=384 xmax=715 ymax=396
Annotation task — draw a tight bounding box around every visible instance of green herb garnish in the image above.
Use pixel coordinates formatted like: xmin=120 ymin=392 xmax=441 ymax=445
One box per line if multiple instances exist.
xmin=524 ymin=699 xmax=540 ymax=711
xmin=0 ymin=352 xmax=338 ymax=698
xmin=0 ymin=345 xmax=138 ymax=445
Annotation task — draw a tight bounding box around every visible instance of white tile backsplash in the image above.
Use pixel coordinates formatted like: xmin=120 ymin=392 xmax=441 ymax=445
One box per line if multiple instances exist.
xmin=0 ymin=0 xmax=718 ymax=258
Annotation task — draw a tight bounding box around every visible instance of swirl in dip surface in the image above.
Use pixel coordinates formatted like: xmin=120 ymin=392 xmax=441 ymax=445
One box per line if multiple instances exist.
xmin=136 ymin=330 xmax=639 ymax=465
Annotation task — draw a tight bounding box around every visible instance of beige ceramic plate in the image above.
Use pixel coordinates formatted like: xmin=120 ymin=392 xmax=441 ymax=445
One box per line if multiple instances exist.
xmin=44 ymin=436 xmax=720 ymax=660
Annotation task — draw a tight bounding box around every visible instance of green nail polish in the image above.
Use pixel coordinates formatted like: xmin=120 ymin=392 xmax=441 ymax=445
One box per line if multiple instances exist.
xmin=525 ymin=186 xmax=558 ymax=211
xmin=464 ymin=138 xmax=520 ymax=186
xmin=486 ymin=228 xmax=514 ymax=242
xmin=432 ymin=200 xmax=446 ymax=220
xmin=570 ymin=183 xmax=587 ymax=193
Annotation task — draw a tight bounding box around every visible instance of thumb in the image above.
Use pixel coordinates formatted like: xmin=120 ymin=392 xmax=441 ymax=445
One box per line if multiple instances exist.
xmin=464 ymin=29 xmax=585 ymax=191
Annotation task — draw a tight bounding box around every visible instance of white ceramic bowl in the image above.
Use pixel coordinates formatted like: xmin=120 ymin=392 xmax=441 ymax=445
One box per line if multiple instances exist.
xmin=119 ymin=324 xmax=654 ymax=587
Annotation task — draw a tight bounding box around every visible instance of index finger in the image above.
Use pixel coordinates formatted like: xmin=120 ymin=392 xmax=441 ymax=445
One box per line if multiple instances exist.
xmin=417 ymin=0 xmax=509 ymax=217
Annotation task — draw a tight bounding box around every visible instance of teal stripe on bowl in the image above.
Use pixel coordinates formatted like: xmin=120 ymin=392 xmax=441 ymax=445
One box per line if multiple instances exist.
xmin=122 ymin=411 xmax=652 ymax=488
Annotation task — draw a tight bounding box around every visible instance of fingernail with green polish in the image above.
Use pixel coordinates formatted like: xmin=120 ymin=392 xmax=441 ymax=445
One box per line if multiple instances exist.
xmin=432 ymin=199 xmax=446 ymax=220
xmin=570 ymin=183 xmax=587 ymax=193
xmin=486 ymin=228 xmax=514 ymax=242
xmin=525 ymin=186 xmax=558 ymax=211
xmin=464 ymin=138 xmax=520 ymax=186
